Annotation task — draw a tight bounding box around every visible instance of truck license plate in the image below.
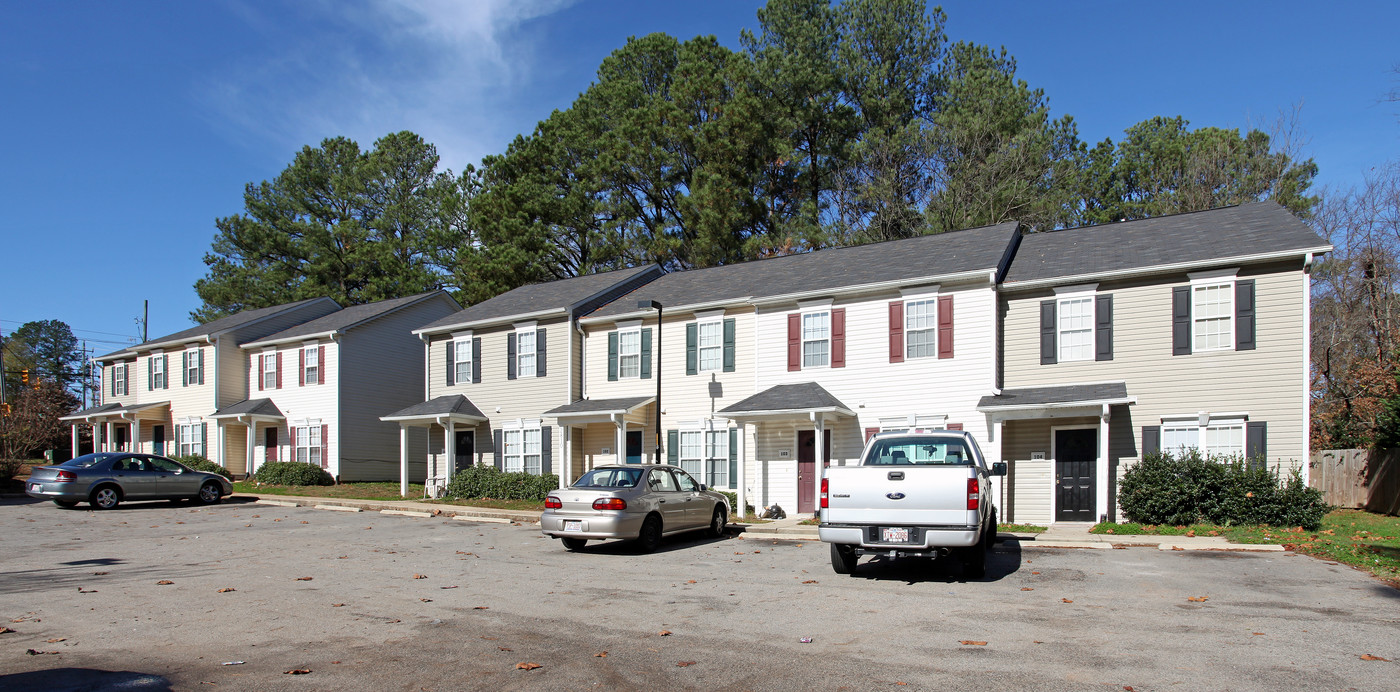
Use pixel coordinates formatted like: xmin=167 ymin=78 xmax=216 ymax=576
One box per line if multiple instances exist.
xmin=564 ymin=520 xmax=583 ymax=532
xmin=882 ymin=527 xmax=909 ymax=543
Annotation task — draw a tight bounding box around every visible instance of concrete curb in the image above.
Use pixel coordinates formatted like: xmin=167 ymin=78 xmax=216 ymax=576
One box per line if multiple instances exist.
xmin=232 ymin=493 xmax=539 ymax=524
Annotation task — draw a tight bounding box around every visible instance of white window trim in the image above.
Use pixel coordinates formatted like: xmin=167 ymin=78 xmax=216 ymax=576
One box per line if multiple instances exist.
xmin=302 ymin=343 xmax=320 ymax=385
xmin=1159 ymin=411 xmax=1248 ymax=458
xmin=113 ymin=363 xmax=127 ymax=396
xmin=177 ymin=420 xmax=205 ymax=457
xmin=185 ymin=347 xmax=201 ymax=384
xmin=452 ymin=335 xmax=471 ymax=384
xmin=516 ymin=327 xmax=538 ymax=378
xmin=617 ymin=326 xmax=642 ymax=379
xmin=261 ymin=350 xmax=278 ymax=389
xmin=150 ymin=354 xmax=166 ymax=389
xmin=695 ymin=317 xmax=723 ymax=373
xmin=899 ymin=283 xmax=941 ymax=299
xmin=877 ymin=413 xmax=948 ymax=432
xmin=1188 ymin=269 xmax=1238 ymax=353
xmin=800 ymin=309 xmax=831 ymax=369
xmin=678 ymin=420 xmax=731 ymax=488
xmin=294 ymin=423 xmax=324 ymax=466
xmin=904 ymin=296 xmax=940 ymax=360
xmin=502 ymin=421 xmax=543 ymax=475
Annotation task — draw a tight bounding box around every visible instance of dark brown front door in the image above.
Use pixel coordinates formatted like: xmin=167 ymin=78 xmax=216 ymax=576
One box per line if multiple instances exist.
xmin=796 ymin=430 xmax=833 ymax=514
xmin=265 ymin=427 xmax=278 ymax=463
xmin=1055 ymin=429 xmax=1097 ymax=522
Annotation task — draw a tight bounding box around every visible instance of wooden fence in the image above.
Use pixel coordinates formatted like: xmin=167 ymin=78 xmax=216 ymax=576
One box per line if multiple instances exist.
xmin=1310 ymin=449 xmax=1400 ymax=516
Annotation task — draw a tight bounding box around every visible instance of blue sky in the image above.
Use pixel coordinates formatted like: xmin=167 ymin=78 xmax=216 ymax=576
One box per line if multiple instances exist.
xmin=2 ymin=0 xmax=1397 ymax=356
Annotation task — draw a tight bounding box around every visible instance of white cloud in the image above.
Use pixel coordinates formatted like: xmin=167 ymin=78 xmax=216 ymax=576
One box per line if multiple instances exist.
xmin=201 ymin=0 xmax=579 ymax=173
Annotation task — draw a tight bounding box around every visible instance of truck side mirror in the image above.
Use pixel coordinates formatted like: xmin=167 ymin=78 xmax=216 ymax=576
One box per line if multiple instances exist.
xmin=990 ymin=462 xmax=1008 ymax=477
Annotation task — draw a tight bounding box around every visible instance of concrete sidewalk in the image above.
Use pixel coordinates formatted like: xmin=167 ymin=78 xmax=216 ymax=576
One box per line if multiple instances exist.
xmin=232 ymin=492 xmax=540 ymax=523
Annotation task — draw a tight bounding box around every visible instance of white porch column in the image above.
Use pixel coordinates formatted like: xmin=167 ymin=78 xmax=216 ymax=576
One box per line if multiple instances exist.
xmin=561 ymin=427 xmax=572 ymax=489
xmin=811 ymin=413 xmax=825 ymax=516
xmin=990 ymin=419 xmax=1005 ymax=517
xmin=105 ymin=421 xmax=114 ymax=452
xmin=246 ymin=423 xmax=256 ymax=476
xmin=400 ymin=426 xmax=409 ymax=497
xmin=615 ymin=415 xmax=626 ymax=466
xmin=70 ymin=425 xmax=79 ymax=460
xmin=735 ymin=422 xmax=747 ymax=521
xmin=445 ymin=420 xmax=457 ymax=488
xmin=1096 ymin=405 xmax=1111 ymax=522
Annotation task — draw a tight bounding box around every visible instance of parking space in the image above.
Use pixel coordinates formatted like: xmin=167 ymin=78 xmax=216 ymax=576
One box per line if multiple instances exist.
xmin=1 ymin=496 xmax=1397 ymax=691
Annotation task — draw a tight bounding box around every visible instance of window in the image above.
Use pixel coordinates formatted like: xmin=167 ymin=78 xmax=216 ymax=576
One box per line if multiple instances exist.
xmin=295 ymin=425 xmax=323 ymax=466
xmin=453 ymin=338 xmax=471 ymax=384
xmin=618 ymin=329 xmax=641 ymax=378
xmin=697 ymin=320 xmax=722 ymax=372
xmin=113 ymin=364 xmax=127 ymax=396
xmin=303 ymin=345 xmax=319 ymax=385
xmin=1162 ymin=420 xmax=1245 ymax=458
xmin=503 ymin=427 xmax=542 ymax=474
xmin=151 ymin=356 xmax=166 ymax=390
xmin=517 ymin=329 xmax=536 ymax=378
xmin=178 ymin=423 xmax=204 ymax=457
xmin=1193 ymin=283 xmax=1234 ymax=352
xmin=1057 ymin=296 xmax=1094 ymax=361
xmin=678 ymin=429 xmax=729 ymax=488
xmin=262 ymin=353 xmax=277 ymax=390
xmin=905 ymin=299 xmax=938 ymax=359
xmin=186 ymin=350 xmax=201 ymax=384
xmin=802 ymin=311 xmax=829 ymax=367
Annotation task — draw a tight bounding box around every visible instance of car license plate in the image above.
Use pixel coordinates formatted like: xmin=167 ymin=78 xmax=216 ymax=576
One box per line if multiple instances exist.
xmin=882 ymin=527 xmax=909 ymax=543
xmin=564 ymin=520 xmax=583 ymax=532
xmin=29 ymin=483 xmax=40 ymax=493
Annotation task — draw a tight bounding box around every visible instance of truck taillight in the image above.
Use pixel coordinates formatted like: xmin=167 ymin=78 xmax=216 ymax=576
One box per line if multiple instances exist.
xmin=820 ymin=477 xmax=828 ymax=509
xmin=55 ymin=470 xmax=76 ymax=483
xmin=967 ymin=477 xmax=979 ymax=510
xmin=544 ymin=496 xmax=562 ymax=509
xmin=592 ymin=498 xmax=626 ymax=510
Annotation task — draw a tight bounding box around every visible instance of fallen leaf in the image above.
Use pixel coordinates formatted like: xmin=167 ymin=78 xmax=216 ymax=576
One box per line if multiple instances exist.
xmin=156 ymin=580 xmax=174 ymax=585
xmin=515 ymin=662 xmax=542 ymax=671
xmin=413 ymin=574 xmax=427 ymax=579
xmin=217 ymin=587 xmax=236 ymax=593
xmin=1124 ymin=687 xmax=1135 ymax=691
xmin=753 ymin=550 xmax=761 ymax=553
xmin=802 ymin=580 xmax=818 ymax=584
xmin=1361 ymin=654 xmax=1390 ymax=661
xmin=331 ymin=603 xmax=345 ymax=607
xmin=0 ymin=627 xmax=12 ymax=634
xmin=420 ymin=598 xmax=433 ymax=602
xmin=1031 ymin=571 xmax=1040 ymax=575
xmin=658 ymin=630 xmax=672 ymax=636
xmin=1021 ymin=587 xmax=1034 ymax=591
xmin=26 ymin=649 xmax=59 ymax=655
xmin=1033 ymin=641 xmax=1043 ymax=644
xmin=497 ymin=646 xmax=512 ymax=652
xmin=273 ymin=519 xmax=281 ymax=522
xmin=1171 ymin=546 xmax=1183 ymax=551
xmin=338 ymin=556 xmax=348 ymax=559
xmin=677 ymin=661 xmax=697 ymax=667
xmin=1187 ymin=596 xmax=1208 ymax=602
xmin=473 ymin=606 xmax=489 ymax=610
xmin=44 ymin=638 xmax=66 ymax=643
xmin=1061 ymin=598 xmax=1073 ymax=604
xmin=686 ymin=580 xmax=697 ymax=584
xmin=92 ymin=571 xmax=108 ymax=575
xmin=960 ymin=640 xmax=987 ymax=646
xmin=594 ymin=651 xmax=608 ymax=658
xmin=283 ymin=669 xmax=312 ymax=675
xmin=300 ymin=521 xmax=308 ymax=524
xmin=245 ymin=524 xmax=252 ymax=527
xmin=1252 ymin=632 xmax=1264 ymax=636
xmin=331 ymin=661 xmax=340 ymax=664
xmin=296 ymin=577 xmax=313 ymax=581
xmin=441 ymin=585 xmax=458 ymax=589
xmin=480 ymin=636 xmax=498 ymax=641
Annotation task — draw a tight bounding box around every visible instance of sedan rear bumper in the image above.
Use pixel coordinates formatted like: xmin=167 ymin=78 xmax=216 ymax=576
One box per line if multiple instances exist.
xmin=24 ymin=482 xmax=88 ymax=502
xmin=540 ymin=511 xmax=646 ymax=541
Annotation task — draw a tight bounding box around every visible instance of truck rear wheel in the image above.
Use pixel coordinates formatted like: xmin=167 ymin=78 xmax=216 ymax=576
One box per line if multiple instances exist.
xmin=962 ymin=543 xmax=986 ymax=579
xmin=830 ymin=544 xmax=858 ymax=575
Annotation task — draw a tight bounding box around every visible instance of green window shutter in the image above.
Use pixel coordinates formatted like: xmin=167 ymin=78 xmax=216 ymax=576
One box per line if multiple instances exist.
xmin=472 ymin=337 xmax=482 ymax=384
xmin=200 ymin=422 xmax=208 ymax=458
xmin=640 ymin=328 xmax=652 ymax=379
xmin=607 ymin=332 xmax=618 ymax=381
xmin=445 ymin=340 xmax=455 ymax=386
xmin=507 ymin=333 xmax=517 ymax=380
xmin=148 ymin=357 xmax=155 ymax=391
xmin=686 ymin=323 xmax=698 ymax=375
xmin=667 ymin=430 xmax=679 ymax=464
xmin=722 ymin=318 xmax=736 ymax=372
xmin=181 ymin=352 xmax=188 ymax=387
xmin=197 ymin=349 xmax=204 ymax=385
xmin=728 ymin=428 xmax=738 ymax=488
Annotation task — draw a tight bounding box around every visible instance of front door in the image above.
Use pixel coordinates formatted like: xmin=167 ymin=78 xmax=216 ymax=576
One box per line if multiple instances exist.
xmin=455 ymin=430 xmax=475 ymax=471
xmin=153 ymin=425 xmax=165 ymax=457
xmin=796 ymin=429 xmax=833 ymax=514
xmin=626 ymin=431 xmax=643 ymax=464
xmin=265 ymin=427 xmax=278 ymax=463
xmin=114 ymin=425 xmax=129 ymax=452
xmin=1054 ymin=429 xmax=1097 ymax=522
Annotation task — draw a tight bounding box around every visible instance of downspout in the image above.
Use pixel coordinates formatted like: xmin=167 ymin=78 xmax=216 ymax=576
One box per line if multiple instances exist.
xmin=1302 ymin=252 xmax=1314 ymax=484
xmin=331 ymin=332 xmax=342 ymax=482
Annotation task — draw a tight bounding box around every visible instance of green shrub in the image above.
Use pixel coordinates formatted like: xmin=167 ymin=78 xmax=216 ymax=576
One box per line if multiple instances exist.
xmin=1119 ymin=449 xmax=1328 ymax=529
xmin=443 ymin=465 xmax=558 ymax=501
xmin=173 ymin=454 xmax=233 ymax=480
xmin=253 ymin=461 xmax=334 ymax=486
xmin=0 ymin=459 xmax=24 ymax=484
xmin=718 ymin=491 xmax=752 ymax=517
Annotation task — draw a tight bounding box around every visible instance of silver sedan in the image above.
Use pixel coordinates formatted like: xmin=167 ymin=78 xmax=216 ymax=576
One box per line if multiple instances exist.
xmin=540 ymin=464 xmax=731 ymax=552
xmin=24 ymin=452 xmax=234 ymax=510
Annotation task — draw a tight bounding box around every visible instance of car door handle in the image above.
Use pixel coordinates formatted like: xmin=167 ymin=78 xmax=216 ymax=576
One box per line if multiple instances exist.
xmin=658 ymin=499 xmax=667 ymax=504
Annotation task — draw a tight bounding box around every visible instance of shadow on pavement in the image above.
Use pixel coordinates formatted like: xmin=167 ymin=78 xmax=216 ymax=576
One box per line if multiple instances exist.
xmin=0 ymin=668 xmax=172 ymax=692
xmin=848 ymin=537 xmax=1023 ymax=584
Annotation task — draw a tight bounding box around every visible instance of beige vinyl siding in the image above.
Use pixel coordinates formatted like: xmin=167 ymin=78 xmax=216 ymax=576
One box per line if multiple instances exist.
xmin=247 ymin=340 xmax=339 ymax=473
xmin=216 ymin=338 xmax=247 ymax=408
xmin=225 ymin=430 xmax=248 ymax=476
xmin=1002 ymin=261 xmax=1307 ymax=470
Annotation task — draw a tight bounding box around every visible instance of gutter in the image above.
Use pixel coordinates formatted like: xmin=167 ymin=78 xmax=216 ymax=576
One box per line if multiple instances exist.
xmin=412 ymin=307 xmax=568 ymax=335
xmin=1002 ymin=245 xmax=1334 ymax=292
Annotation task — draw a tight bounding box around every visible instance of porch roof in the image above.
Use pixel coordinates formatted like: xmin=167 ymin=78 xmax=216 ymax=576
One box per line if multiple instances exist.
xmin=61 ymin=401 xmax=170 ymax=422
xmin=976 ymin=382 xmax=1133 ymax=412
xmin=542 ymin=396 xmax=654 ymax=418
xmin=210 ymin=398 xmax=284 ymax=419
xmin=718 ymin=382 xmax=855 ymax=419
xmin=380 ymin=394 xmax=487 ymax=424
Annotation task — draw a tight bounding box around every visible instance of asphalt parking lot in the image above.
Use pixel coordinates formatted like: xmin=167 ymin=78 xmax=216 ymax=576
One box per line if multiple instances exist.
xmin=1 ymin=496 xmax=1397 ymax=691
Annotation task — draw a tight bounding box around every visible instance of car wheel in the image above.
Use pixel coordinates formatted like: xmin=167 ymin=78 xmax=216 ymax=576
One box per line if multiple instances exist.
xmin=706 ymin=506 xmax=728 ymax=539
xmin=962 ymin=543 xmax=987 ymax=579
xmin=53 ymin=499 xmax=79 ymax=509
xmin=985 ymin=509 xmax=998 ymax=549
xmin=636 ymin=514 xmax=663 ymax=553
xmin=561 ymin=537 xmax=587 ymax=552
xmin=196 ymin=482 xmax=223 ymax=505
xmin=90 ymin=485 xmax=121 ymax=510
xmin=831 ymin=544 xmax=858 ymax=575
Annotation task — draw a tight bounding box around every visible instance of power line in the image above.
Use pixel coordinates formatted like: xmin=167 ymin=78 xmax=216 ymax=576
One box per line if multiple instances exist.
xmin=0 ymin=318 xmax=139 ymax=340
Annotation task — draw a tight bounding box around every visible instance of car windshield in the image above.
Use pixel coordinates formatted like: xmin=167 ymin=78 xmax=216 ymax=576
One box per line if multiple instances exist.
xmin=60 ymin=453 xmax=122 ymax=469
xmin=573 ymin=467 xmax=644 ymax=488
xmin=865 ymin=437 xmax=974 ymax=466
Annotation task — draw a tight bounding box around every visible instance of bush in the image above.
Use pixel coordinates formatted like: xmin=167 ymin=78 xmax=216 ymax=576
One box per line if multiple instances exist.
xmin=718 ymin=491 xmax=752 ymax=517
xmin=172 ymin=454 xmax=233 ymax=480
xmin=253 ymin=461 xmax=335 ymax=486
xmin=1119 ymin=449 xmax=1328 ymax=529
xmin=443 ymin=465 xmax=558 ymax=501
xmin=0 ymin=459 xmax=24 ymax=484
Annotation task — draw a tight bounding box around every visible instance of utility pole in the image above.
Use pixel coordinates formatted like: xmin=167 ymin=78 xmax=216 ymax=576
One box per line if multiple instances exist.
xmin=143 ymin=300 xmax=148 ymax=342
xmin=0 ymin=328 xmax=7 ymax=410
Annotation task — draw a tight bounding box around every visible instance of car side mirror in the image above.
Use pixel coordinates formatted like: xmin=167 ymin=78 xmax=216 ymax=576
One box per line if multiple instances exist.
xmin=990 ymin=462 xmax=1008 ymax=477
xmin=698 ymin=483 xmax=707 ymax=492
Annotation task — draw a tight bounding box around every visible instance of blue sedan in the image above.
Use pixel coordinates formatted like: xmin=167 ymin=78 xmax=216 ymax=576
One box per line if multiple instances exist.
xmin=25 ymin=452 xmax=233 ymax=510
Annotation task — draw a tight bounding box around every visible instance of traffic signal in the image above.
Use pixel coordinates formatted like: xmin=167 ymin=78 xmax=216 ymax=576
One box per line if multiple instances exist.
xmin=20 ymin=369 xmax=28 ymax=385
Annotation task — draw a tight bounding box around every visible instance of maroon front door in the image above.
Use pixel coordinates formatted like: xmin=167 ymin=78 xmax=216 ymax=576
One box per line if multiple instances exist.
xmin=265 ymin=427 xmax=278 ymax=463
xmin=796 ymin=429 xmax=833 ymax=514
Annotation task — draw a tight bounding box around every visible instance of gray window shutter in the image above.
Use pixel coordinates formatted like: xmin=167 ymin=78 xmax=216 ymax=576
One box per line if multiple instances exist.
xmin=686 ymin=322 xmax=698 ymax=375
xmin=1142 ymin=426 xmax=1161 ymax=456
xmin=1172 ymin=286 xmax=1191 ymax=355
xmin=1236 ymin=280 xmax=1256 ymax=351
xmin=111 ymin=366 xmax=116 ymax=397
xmin=728 ymin=428 xmax=738 ymax=488
xmin=722 ymin=318 xmax=736 ymax=373
xmin=445 ymin=340 xmax=455 ymax=386
xmin=197 ymin=349 xmax=204 ymax=385
xmin=472 ymin=338 xmax=482 ymax=383
xmin=507 ymin=333 xmax=517 ymax=380
xmin=640 ymin=328 xmax=652 ymax=379
xmin=126 ymin=363 xmax=131 ymax=395
xmin=163 ymin=355 xmax=170 ymax=389
xmin=200 ymin=422 xmax=207 ymax=458
xmin=541 ymin=426 xmax=552 ymax=475
xmin=1095 ymin=294 xmax=1113 ymax=362
xmin=607 ymin=332 xmax=618 ymax=381
xmin=536 ymin=328 xmax=547 ymax=377
xmin=1245 ymin=422 xmax=1267 ymax=470
xmin=1039 ymin=300 xmax=1056 ymax=365
xmin=493 ymin=429 xmax=503 ymax=470
xmin=667 ymin=430 xmax=679 ymax=464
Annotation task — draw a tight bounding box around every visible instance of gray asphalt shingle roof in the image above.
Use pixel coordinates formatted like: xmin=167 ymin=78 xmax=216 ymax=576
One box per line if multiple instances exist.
xmin=211 ymin=398 xmax=284 ymax=418
xmin=97 ymin=297 xmax=338 ymax=360
xmin=382 ymin=394 xmax=487 ymax=420
xmin=246 ymin=292 xmax=452 ymax=345
xmin=976 ymin=382 xmax=1130 ymax=409
xmin=587 ymin=222 xmax=1019 ymax=318
xmin=542 ymin=396 xmax=654 ymax=416
xmin=1004 ymin=202 xmax=1330 ymax=285
xmin=60 ymin=403 xmax=123 ymax=420
xmin=417 ymin=265 xmax=660 ymax=332
xmin=719 ymin=382 xmax=853 ymax=415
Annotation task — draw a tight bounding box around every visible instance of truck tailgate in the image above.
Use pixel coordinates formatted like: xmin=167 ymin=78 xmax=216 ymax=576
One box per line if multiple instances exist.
xmin=824 ymin=466 xmax=975 ymax=526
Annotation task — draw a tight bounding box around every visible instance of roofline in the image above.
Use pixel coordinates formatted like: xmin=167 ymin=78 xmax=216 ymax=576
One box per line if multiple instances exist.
xmin=242 ymin=292 xmax=457 ymax=348
xmin=97 ymin=296 xmax=341 ymax=361
xmin=208 ymin=412 xmax=285 ymax=420
xmin=379 ymin=412 xmax=489 ymax=424
xmin=412 ymin=306 xmax=568 ymax=335
xmin=241 ymin=330 xmax=339 ymax=349
xmin=1002 ymin=246 xmax=1333 ymax=291
xmin=975 ymin=396 xmax=1137 ymax=413
xmin=719 ymin=405 xmax=856 ymax=419
xmin=544 ymin=397 xmax=657 ymax=418
xmin=580 ymin=297 xmax=755 ymax=325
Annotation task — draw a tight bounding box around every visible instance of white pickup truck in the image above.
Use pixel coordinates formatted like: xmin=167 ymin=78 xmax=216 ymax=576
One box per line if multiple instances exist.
xmin=818 ymin=430 xmax=1005 ymax=577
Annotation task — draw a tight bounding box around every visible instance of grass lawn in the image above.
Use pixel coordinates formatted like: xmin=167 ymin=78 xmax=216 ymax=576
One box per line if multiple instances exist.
xmin=1091 ymin=509 xmax=1400 ymax=585
xmin=422 ymin=498 xmax=545 ymax=512
xmin=999 ymin=523 xmax=1047 ymax=533
xmin=233 ymin=481 xmax=424 ymax=501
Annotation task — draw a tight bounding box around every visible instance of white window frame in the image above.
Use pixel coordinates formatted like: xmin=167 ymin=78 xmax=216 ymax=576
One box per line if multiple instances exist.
xmin=453 ymin=336 xmax=471 ymax=384
xmin=1052 ymin=284 xmax=1097 ymax=362
xmin=295 ymin=424 xmax=323 ymax=466
xmin=186 ymin=348 xmax=201 ymax=385
xmin=517 ymin=328 xmax=537 ymax=378
xmin=503 ymin=424 xmax=542 ymax=475
xmin=261 ymin=352 xmax=277 ymax=390
xmin=877 ymin=414 xmax=948 ymax=433
xmin=113 ymin=363 xmax=127 ymax=396
xmin=177 ymin=422 xmax=204 ymax=457
xmin=905 ymin=298 xmax=939 ymax=359
xmin=678 ymin=422 xmax=730 ymax=488
xmin=303 ymin=344 xmax=319 ymax=385
xmin=1160 ymin=413 xmax=1247 ymax=459
xmin=1189 ymin=269 xmax=1237 ymax=353
xmin=151 ymin=354 xmax=165 ymax=390
xmin=618 ymin=327 xmax=642 ymax=379
xmin=801 ymin=310 xmax=830 ymax=368
xmin=696 ymin=319 xmax=723 ymax=372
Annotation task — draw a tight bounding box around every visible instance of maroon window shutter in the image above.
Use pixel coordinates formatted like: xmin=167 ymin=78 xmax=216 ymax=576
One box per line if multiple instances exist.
xmin=937 ymin=295 xmax=954 ymax=359
xmin=317 ymin=346 xmax=325 ymax=385
xmin=276 ymin=352 xmax=283 ymax=389
xmin=787 ymin=313 xmax=801 ymax=371
xmin=888 ymin=301 xmax=905 ymax=363
xmin=321 ymin=424 xmax=329 ymax=469
xmin=864 ymin=427 xmax=879 ymax=443
xmin=298 ymin=348 xmax=305 ymax=386
xmin=947 ymin=423 xmax=964 ymax=431
xmin=257 ymin=355 xmax=264 ymax=392
xmin=831 ymin=308 xmax=846 ymax=368
xmin=289 ymin=426 xmax=296 ymax=457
